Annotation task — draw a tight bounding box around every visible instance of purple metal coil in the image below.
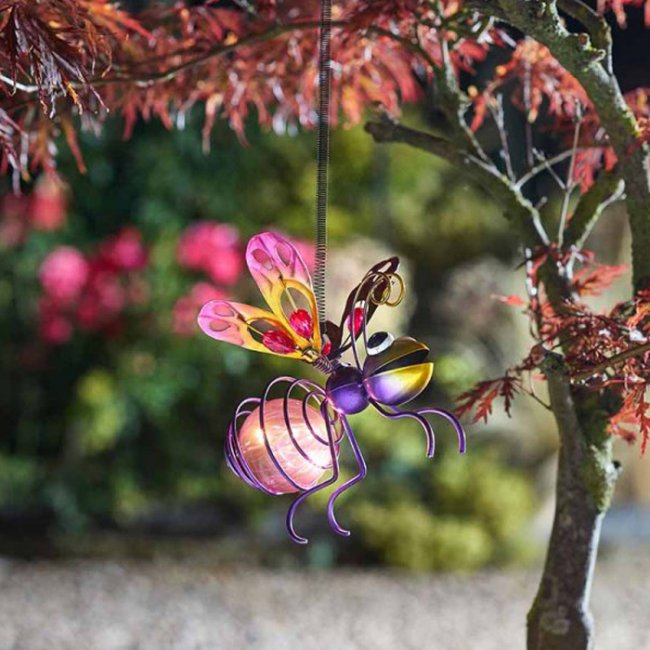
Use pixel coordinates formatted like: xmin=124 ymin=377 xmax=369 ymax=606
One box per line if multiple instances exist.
xmin=225 ymin=376 xmax=359 ymax=543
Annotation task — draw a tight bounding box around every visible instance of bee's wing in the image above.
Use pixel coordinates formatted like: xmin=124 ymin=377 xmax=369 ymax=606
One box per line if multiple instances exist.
xmin=246 ymin=232 xmax=322 ymax=354
xmin=197 ymin=300 xmax=304 ymax=359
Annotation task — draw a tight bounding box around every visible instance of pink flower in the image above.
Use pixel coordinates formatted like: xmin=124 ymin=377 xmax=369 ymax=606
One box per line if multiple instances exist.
xmin=37 ymin=231 xmax=150 ymax=345
xmin=99 ymin=227 xmax=148 ymax=271
xmin=177 ymin=224 xmax=206 ymax=270
xmin=94 ymin=272 xmax=127 ymax=313
xmin=1 ymin=176 xmax=66 ymax=250
xmin=177 ymin=221 xmax=243 ymax=285
xmin=29 ymin=176 xmax=66 ymax=232
xmin=39 ymin=247 xmax=89 ymax=306
xmin=205 ymin=246 xmax=243 ymax=286
xmin=0 ymin=194 xmax=30 ymax=248
xmin=173 ymin=282 xmax=227 ymax=336
xmin=76 ymin=270 xmax=126 ymax=331
xmin=38 ymin=297 xmax=72 ymax=344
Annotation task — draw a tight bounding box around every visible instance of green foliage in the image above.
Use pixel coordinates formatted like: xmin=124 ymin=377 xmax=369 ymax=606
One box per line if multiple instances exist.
xmin=0 ymin=454 xmax=40 ymax=507
xmin=432 ymin=452 xmax=535 ymax=556
xmin=71 ymin=370 xmax=128 ymax=456
xmin=353 ymin=502 xmax=492 ymax=572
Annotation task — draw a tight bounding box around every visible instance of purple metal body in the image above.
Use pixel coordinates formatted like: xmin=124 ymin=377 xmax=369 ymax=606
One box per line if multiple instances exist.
xmin=325 ymin=366 xmax=369 ymax=414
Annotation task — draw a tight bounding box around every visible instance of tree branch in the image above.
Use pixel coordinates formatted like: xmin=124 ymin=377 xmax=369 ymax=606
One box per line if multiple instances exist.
xmin=516 ymin=148 xmax=583 ymax=189
xmin=571 ymin=340 xmax=650 ymax=382
xmin=541 ymin=353 xmax=584 ymax=449
xmin=364 ymin=119 xmax=547 ymax=244
xmin=480 ymin=0 xmax=650 ymax=290
xmin=465 ymin=0 xmax=507 ymax=21
xmin=3 ymin=20 xmax=417 ymax=92
xmin=91 ymin=20 xmax=339 ymax=88
xmin=430 ymin=34 xmax=491 ymax=163
xmin=1 ymin=21 xmax=316 ymax=93
xmin=564 ymin=169 xmax=625 ymax=250
xmin=557 ymin=0 xmax=613 ymax=73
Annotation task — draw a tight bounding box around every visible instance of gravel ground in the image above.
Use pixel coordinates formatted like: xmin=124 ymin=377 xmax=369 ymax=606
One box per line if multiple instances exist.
xmin=0 ymin=553 xmax=648 ymax=650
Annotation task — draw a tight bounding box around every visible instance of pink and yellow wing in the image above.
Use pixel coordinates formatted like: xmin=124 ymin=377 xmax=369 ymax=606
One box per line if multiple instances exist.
xmin=245 ymin=232 xmax=322 ymax=351
xmin=197 ymin=232 xmax=323 ymax=361
xmin=197 ymin=300 xmax=304 ymax=360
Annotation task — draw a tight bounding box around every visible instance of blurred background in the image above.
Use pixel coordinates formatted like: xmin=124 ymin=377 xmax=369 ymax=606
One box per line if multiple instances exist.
xmin=0 ymin=8 xmax=649 ymax=649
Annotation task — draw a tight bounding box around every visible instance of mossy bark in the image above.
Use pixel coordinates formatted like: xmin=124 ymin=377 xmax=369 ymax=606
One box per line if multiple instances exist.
xmin=528 ymin=359 xmax=620 ymax=650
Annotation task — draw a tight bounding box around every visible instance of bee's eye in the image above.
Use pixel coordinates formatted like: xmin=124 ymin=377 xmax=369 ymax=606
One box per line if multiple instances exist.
xmin=367 ymin=331 xmax=394 ymax=355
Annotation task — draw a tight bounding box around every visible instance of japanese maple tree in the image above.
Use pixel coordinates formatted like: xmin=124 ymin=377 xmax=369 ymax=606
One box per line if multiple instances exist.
xmin=1 ymin=1 xmax=649 ymax=649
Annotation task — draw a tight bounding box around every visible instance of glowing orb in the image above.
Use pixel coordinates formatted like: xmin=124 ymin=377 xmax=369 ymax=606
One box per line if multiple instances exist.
xmin=237 ymin=398 xmax=335 ymax=494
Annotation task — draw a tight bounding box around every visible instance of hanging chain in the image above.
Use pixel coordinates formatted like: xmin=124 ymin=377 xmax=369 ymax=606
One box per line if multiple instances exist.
xmin=313 ymin=0 xmax=332 ymax=326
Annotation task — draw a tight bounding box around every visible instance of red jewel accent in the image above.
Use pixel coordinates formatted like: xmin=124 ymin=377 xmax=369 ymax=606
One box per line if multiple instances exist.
xmin=262 ymin=329 xmax=297 ymax=353
xmin=348 ymin=307 xmax=365 ymax=336
xmin=322 ymin=339 xmax=332 ymax=356
xmin=289 ymin=308 xmax=313 ymax=338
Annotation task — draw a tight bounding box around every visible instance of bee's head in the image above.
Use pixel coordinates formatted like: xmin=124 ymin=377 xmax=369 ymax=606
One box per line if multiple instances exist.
xmin=362 ymin=333 xmax=433 ymax=406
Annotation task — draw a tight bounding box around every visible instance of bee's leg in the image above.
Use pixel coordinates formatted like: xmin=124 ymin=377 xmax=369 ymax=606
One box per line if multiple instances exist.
xmin=417 ymin=406 xmax=466 ymax=454
xmin=326 ymin=415 xmax=367 ymax=537
xmin=371 ymin=400 xmax=466 ymax=457
xmin=285 ymin=398 xmax=341 ymax=545
xmin=371 ymin=400 xmax=436 ymax=457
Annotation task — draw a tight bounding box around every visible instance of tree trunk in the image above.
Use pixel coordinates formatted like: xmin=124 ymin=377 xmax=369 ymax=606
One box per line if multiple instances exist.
xmin=527 ymin=435 xmax=604 ymax=649
xmin=527 ymin=356 xmax=620 ymax=650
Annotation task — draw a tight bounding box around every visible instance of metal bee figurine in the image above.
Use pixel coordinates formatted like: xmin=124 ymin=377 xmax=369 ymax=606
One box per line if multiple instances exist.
xmin=198 ymin=232 xmax=466 ymax=544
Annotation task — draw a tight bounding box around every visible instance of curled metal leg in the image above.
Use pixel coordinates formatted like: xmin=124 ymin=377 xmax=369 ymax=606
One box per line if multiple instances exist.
xmin=371 ymin=400 xmax=436 ymax=457
xmin=371 ymin=400 xmax=466 ymax=458
xmin=417 ymin=406 xmax=466 ymax=454
xmin=286 ymin=400 xmax=342 ymax=545
xmin=326 ymin=415 xmax=367 ymax=537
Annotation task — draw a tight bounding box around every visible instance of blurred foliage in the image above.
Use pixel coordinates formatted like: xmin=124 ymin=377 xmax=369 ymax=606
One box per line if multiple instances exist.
xmin=0 ymin=111 xmax=535 ymax=570
xmin=353 ymin=503 xmax=492 ymax=572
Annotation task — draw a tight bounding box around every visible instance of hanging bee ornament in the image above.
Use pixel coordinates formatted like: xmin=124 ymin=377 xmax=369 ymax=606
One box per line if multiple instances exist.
xmin=198 ymin=232 xmax=466 ymax=544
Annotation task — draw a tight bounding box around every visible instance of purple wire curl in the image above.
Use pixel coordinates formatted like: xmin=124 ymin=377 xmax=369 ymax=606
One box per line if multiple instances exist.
xmin=286 ymin=400 xmax=344 ymax=544
xmin=224 ymin=376 xmax=348 ymax=543
xmin=225 ymin=377 xmax=337 ymax=496
xmin=418 ymin=406 xmax=466 ymax=454
xmin=326 ymin=416 xmax=367 ymax=537
xmin=226 ymin=398 xmax=276 ymax=495
xmin=371 ymin=400 xmax=466 ymax=457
